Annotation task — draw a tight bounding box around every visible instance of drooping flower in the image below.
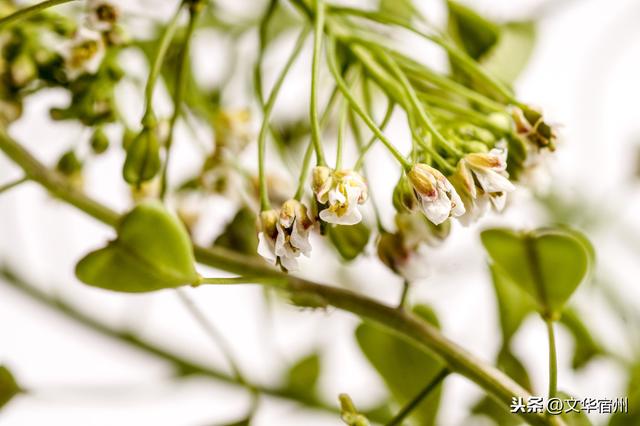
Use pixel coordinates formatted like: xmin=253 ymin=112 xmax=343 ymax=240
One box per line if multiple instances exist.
xmin=312 ymin=167 xmax=368 ymax=226
xmin=510 ymin=105 xmax=557 ymax=151
xmin=407 ymin=163 xmax=465 ymax=225
xmin=63 ymin=27 xmax=105 ymax=79
xmin=257 ymin=200 xmax=313 ymax=272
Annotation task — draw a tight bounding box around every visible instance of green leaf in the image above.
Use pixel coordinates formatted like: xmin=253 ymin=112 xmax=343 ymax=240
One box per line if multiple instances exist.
xmin=214 ymin=207 xmax=258 ymax=255
xmin=482 ymin=21 xmax=536 ymax=85
xmin=75 ymin=201 xmax=200 ymax=292
xmin=447 ymin=1 xmax=500 ymax=60
xmin=284 ymin=353 xmax=320 ymax=401
xmin=491 ymin=263 xmax=536 ymax=345
xmin=328 ymin=222 xmax=371 ymax=261
xmin=356 ymin=305 xmax=444 ymax=426
xmin=122 ymin=127 xmax=160 ymax=185
xmin=0 ymin=365 xmax=20 ymax=411
xmin=481 ymin=227 xmax=592 ymax=318
xmin=558 ymin=391 xmax=593 ymax=426
xmin=559 ymin=309 xmax=603 ymax=369
xmin=379 ymin=0 xmax=418 ymax=25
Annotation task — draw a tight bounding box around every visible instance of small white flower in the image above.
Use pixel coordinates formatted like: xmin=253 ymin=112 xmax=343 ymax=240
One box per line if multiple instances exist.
xmin=63 ymin=27 xmax=105 ymax=79
xmin=257 ymin=200 xmax=313 ymax=272
xmin=313 ymin=168 xmax=368 ymax=226
xmin=407 ymin=163 xmax=465 ymax=225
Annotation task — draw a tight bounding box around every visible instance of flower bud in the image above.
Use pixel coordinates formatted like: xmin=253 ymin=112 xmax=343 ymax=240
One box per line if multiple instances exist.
xmin=376 ymin=231 xmax=408 ymax=275
xmin=392 ymin=174 xmax=418 ymax=212
xmin=90 ymin=126 xmax=110 ymax=154
xmin=257 ymin=209 xmax=278 ymax=240
xmin=122 ymin=126 xmax=161 ymax=186
xmin=311 ymin=165 xmax=332 ymax=203
xmin=10 ymin=53 xmax=37 ymax=88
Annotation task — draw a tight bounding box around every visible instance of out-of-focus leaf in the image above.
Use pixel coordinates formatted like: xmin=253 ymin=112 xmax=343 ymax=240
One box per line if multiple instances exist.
xmin=356 ymin=305 xmax=445 ymax=426
xmin=284 ymin=353 xmax=321 ymax=401
xmin=558 ymin=391 xmax=593 ymax=426
xmin=560 ymin=309 xmax=603 ymax=369
xmin=447 ymin=1 xmax=500 ymax=60
xmin=75 ymin=201 xmax=199 ymax=292
xmin=609 ymin=362 xmax=640 ymax=426
xmin=328 ymin=222 xmax=371 ymax=261
xmin=379 ymin=0 xmax=417 ymax=25
xmin=214 ymin=207 xmax=258 ymax=255
xmin=0 ymin=365 xmax=20 ymax=411
xmin=482 ymin=21 xmax=536 ymax=85
xmin=481 ymin=227 xmax=592 ymax=318
xmin=491 ymin=263 xmax=535 ymax=345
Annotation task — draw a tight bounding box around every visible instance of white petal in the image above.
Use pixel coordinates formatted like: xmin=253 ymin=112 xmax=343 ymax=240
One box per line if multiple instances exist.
xmin=319 ymin=206 xmax=362 ymax=225
xmin=420 ymin=189 xmax=451 ymax=225
xmin=328 ymin=188 xmax=346 ymax=205
xmin=290 ymin=221 xmax=312 ymax=256
xmin=490 ymin=192 xmax=507 ymax=211
xmin=279 ymin=254 xmax=299 ymax=272
xmin=449 ymin=188 xmax=466 ymax=217
xmin=257 ymin=232 xmax=276 ymax=263
xmin=472 ymin=168 xmax=515 ymax=193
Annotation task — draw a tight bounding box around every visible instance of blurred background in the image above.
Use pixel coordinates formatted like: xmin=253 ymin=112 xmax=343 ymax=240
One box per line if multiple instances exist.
xmin=1 ymin=0 xmax=640 ymax=424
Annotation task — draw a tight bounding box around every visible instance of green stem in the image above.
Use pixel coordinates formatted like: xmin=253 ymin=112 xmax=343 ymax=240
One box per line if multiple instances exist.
xmin=0 ymin=267 xmax=337 ymax=415
xmin=0 ymin=175 xmax=28 ymax=194
xmin=546 ymin=318 xmax=558 ymax=400
xmin=0 ymin=0 xmax=76 ymax=28
xmin=293 ymin=84 xmax=340 ymax=201
xmin=326 ymin=37 xmax=410 ymax=170
xmin=160 ymin=5 xmax=201 ymax=200
xmin=310 ymin=0 xmax=327 ymax=166
xmin=353 ymin=101 xmax=394 ymax=170
xmin=398 ymin=280 xmax=410 ymax=310
xmin=336 ymin=98 xmax=347 ymax=169
xmin=257 ymin=26 xmax=310 ymax=210
xmin=0 ymin=129 xmax=560 ymax=426
xmin=386 ymin=368 xmax=450 ymax=426
xmin=142 ymin=1 xmax=186 ymax=121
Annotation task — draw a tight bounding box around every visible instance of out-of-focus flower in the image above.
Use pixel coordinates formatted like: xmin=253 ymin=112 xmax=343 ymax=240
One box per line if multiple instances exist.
xmin=213 ymin=109 xmax=254 ymax=155
xmin=407 ymin=163 xmax=464 ymax=225
xmin=511 ymin=105 xmax=557 ymax=151
xmin=313 ymin=167 xmax=368 ymax=226
xmin=86 ymin=1 xmax=119 ymax=32
xmin=63 ymin=27 xmax=105 ymax=79
xmin=257 ymin=200 xmax=313 ymax=272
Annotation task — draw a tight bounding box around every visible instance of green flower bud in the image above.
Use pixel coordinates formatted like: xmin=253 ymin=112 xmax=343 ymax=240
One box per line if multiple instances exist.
xmin=376 ymin=231 xmax=408 ymax=274
xmin=122 ymin=127 xmax=136 ymax=150
xmin=90 ymin=126 xmax=110 ymax=154
xmin=460 ymin=141 xmax=489 ymax=154
xmin=122 ymin=126 xmax=161 ymax=185
xmin=56 ymin=150 xmax=82 ymax=176
xmin=10 ymin=53 xmax=37 ymax=88
xmin=457 ymin=124 xmax=496 ymax=144
xmin=392 ymin=174 xmax=418 ymax=212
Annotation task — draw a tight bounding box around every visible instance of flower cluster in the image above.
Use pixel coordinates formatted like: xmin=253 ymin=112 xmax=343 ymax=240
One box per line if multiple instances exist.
xmin=257 ymin=199 xmax=314 ymax=271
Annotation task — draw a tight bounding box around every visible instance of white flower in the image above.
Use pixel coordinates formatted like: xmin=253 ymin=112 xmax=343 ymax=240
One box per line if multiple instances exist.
xmin=257 ymin=200 xmax=313 ymax=272
xmin=63 ymin=27 xmax=105 ymax=79
xmin=313 ymin=167 xmax=368 ymax=225
xmin=214 ymin=109 xmax=254 ymax=154
xmin=407 ymin=163 xmax=465 ymax=225
xmin=86 ymin=1 xmax=119 ymax=32
xmin=460 ymin=142 xmax=515 ymax=211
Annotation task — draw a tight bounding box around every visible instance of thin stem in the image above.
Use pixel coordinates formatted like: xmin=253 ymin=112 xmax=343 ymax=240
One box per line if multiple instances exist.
xmin=326 ymin=37 xmax=410 ymax=170
xmin=293 ymin=84 xmax=340 ymax=201
xmin=546 ymin=318 xmax=558 ymax=400
xmin=0 ymin=175 xmax=28 ymax=194
xmin=257 ymin=26 xmax=310 ymax=210
xmin=142 ymin=1 xmax=185 ymax=121
xmin=336 ymin=98 xmax=348 ymax=169
xmin=386 ymin=368 xmax=450 ymax=426
xmin=353 ymin=101 xmax=394 ymax=170
xmin=160 ymin=5 xmax=201 ymax=200
xmin=0 ymin=0 xmax=76 ymax=28
xmin=310 ymin=0 xmax=327 ymax=166
xmin=398 ymin=280 xmax=410 ymax=310
xmin=376 ymin=50 xmax=461 ymax=157
xmin=0 ymin=129 xmax=560 ymax=426
xmin=175 ymin=289 xmax=247 ymax=384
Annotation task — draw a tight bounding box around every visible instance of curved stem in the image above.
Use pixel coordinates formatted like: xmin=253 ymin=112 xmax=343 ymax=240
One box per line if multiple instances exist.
xmin=160 ymin=6 xmax=201 ymax=200
xmin=142 ymin=1 xmax=185 ymax=121
xmin=0 ymin=0 xmax=76 ymax=28
xmin=335 ymin=99 xmax=347 ymax=169
xmin=386 ymin=368 xmax=450 ymax=426
xmin=0 ymin=129 xmax=559 ymax=426
xmin=326 ymin=37 xmax=410 ymax=170
xmin=353 ymin=101 xmax=394 ymax=170
xmin=0 ymin=175 xmax=28 ymax=195
xmin=257 ymin=26 xmax=310 ymax=211
xmin=310 ymin=0 xmax=327 ymax=166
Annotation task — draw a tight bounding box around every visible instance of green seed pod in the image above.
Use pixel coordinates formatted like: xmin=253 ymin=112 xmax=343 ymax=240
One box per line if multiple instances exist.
xmin=56 ymin=150 xmax=82 ymax=176
xmin=121 ymin=127 xmax=136 ymax=150
xmin=122 ymin=126 xmax=161 ymax=185
xmin=90 ymin=126 xmax=110 ymax=154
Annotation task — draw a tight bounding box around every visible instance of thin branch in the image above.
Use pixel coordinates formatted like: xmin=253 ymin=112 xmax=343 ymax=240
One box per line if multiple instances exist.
xmin=0 ymin=0 xmax=76 ymax=29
